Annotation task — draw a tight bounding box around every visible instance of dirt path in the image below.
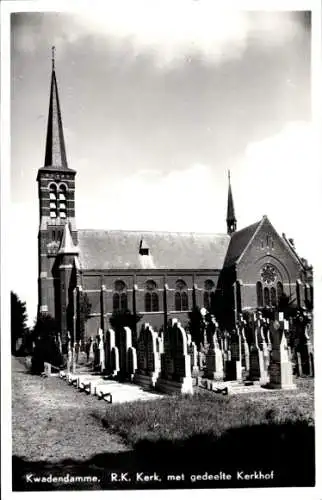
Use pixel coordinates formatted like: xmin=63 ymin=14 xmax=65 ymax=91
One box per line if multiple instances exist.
xmin=12 ymin=357 xmax=130 ymax=463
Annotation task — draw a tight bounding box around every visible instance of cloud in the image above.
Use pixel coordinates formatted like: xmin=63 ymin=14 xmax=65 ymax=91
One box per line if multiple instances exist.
xmin=77 ymin=162 xmax=223 ymax=232
xmin=233 ymin=121 xmax=318 ymax=264
xmin=12 ymin=9 xmax=305 ymax=68
xmin=73 ymin=7 xmax=304 ymax=67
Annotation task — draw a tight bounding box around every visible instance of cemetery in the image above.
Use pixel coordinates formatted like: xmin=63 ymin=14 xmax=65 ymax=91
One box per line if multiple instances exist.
xmin=12 ymin=307 xmax=315 ymax=491
xmin=47 ymin=308 xmax=314 ymax=402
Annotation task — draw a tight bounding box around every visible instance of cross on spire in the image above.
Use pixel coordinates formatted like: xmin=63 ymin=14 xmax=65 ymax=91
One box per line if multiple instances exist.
xmin=52 ymin=45 xmax=55 ymax=71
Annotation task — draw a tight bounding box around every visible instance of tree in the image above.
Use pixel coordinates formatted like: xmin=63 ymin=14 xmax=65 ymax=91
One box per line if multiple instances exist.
xmin=11 ymin=291 xmax=28 ymax=355
xmin=30 ymin=313 xmax=62 ymax=373
xmin=109 ymin=309 xmax=143 ymax=345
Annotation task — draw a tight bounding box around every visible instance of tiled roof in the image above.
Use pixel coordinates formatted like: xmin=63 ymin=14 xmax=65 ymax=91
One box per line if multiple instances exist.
xmin=223 ymin=220 xmax=262 ymax=267
xmin=77 ymin=230 xmax=231 ymax=270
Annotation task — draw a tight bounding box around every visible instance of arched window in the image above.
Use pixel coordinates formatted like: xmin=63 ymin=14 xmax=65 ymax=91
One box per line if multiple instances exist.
xmin=120 ymin=293 xmax=128 ymax=311
xmin=256 ymin=282 xmax=263 ymax=308
xmin=144 ymin=280 xmax=159 ymax=312
xmin=264 ymin=287 xmax=270 ymax=307
xmin=49 ymin=184 xmax=57 ymax=218
xmin=58 ymin=185 xmax=67 ymax=219
xmin=182 ymin=292 xmax=188 ymax=311
xmin=145 ymin=292 xmax=152 ymax=312
xmin=174 ymin=280 xmax=189 ymax=311
xmin=152 ymin=293 xmax=159 ymax=312
xmin=175 ymin=292 xmax=181 ymax=311
xmin=113 ymin=293 xmax=120 ymax=311
xmin=277 ymin=281 xmax=283 ymax=304
xmin=113 ymin=281 xmax=127 ymax=311
xmin=203 ymin=292 xmax=210 ymax=309
xmin=203 ymin=280 xmax=215 ymax=310
xmin=270 ymin=287 xmax=277 ymax=307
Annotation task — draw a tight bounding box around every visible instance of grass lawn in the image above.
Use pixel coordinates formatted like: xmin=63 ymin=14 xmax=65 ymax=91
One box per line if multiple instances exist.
xmin=12 ymin=356 xmax=315 ymax=490
xmin=12 ymin=357 xmax=130 ymax=463
xmin=102 ymin=377 xmax=314 ymax=446
xmin=99 ymin=377 xmax=315 ymax=487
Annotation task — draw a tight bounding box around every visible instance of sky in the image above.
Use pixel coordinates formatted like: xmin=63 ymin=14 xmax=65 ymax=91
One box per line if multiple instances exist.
xmin=9 ymin=6 xmax=317 ymax=326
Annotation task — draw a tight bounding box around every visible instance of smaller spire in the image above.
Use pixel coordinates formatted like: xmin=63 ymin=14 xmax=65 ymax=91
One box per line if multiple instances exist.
xmin=58 ymin=223 xmax=79 ymax=255
xmin=226 ymin=170 xmax=237 ymax=235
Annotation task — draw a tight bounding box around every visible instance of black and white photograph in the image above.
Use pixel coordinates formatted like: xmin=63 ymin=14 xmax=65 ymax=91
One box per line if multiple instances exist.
xmin=2 ymin=0 xmax=321 ymax=497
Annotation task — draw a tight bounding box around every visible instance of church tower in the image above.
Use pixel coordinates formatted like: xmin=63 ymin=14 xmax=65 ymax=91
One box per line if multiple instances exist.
xmin=37 ymin=47 xmax=77 ymax=326
xmin=226 ymin=170 xmax=237 ymax=235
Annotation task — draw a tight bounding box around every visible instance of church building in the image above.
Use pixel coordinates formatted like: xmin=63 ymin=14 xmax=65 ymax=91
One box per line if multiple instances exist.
xmin=37 ymin=55 xmax=313 ymax=346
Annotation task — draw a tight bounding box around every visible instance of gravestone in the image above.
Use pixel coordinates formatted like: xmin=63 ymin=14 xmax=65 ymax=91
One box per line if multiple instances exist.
xmin=205 ymin=318 xmax=224 ymax=381
xmin=188 ymin=341 xmax=199 ymax=377
xmin=237 ymin=314 xmax=250 ymax=373
xmin=57 ymin=333 xmax=62 ymax=356
xmin=268 ymin=313 xmax=296 ymax=390
xmin=248 ymin=312 xmax=268 ymax=385
xmin=296 ymin=351 xmax=303 ymax=377
xmin=127 ymin=346 xmax=138 ymax=381
xmin=72 ymin=344 xmax=76 ymax=374
xmin=119 ymin=326 xmax=134 ymax=380
xmin=133 ymin=323 xmax=161 ymax=388
xmin=44 ymin=362 xmax=52 ymax=376
xmin=205 ymin=332 xmax=224 ymax=381
xmin=225 ymin=329 xmax=242 ymax=381
xmin=156 ymin=319 xmax=193 ymax=394
xmin=104 ymin=329 xmax=119 ymax=377
xmin=296 ymin=313 xmax=314 ymax=377
xmin=110 ymin=346 xmax=120 ymax=376
xmin=77 ymin=340 xmax=88 ymax=366
xmin=256 ymin=313 xmax=270 ymax=384
xmin=97 ymin=328 xmax=105 ymax=372
xmin=66 ymin=333 xmax=72 ymax=373
xmin=87 ymin=336 xmax=95 ymax=365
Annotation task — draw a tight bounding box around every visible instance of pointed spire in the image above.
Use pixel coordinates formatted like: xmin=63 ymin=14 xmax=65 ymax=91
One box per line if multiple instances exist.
xmin=44 ymin=47 xmax=68 ymax=169
xmin=226 ymin=170 xmax=237 ymax=235
xmin=58 ymin=223 xmax=79 ymax=255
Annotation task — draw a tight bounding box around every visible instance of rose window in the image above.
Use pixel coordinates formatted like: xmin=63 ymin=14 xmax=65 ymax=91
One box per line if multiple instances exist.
xmin=261 ymin=264 xmax=277 ymax=285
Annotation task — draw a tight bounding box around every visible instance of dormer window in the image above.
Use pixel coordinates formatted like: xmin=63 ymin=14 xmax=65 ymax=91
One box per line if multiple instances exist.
xmin=139 ymin=238 xmax=149 ymax=256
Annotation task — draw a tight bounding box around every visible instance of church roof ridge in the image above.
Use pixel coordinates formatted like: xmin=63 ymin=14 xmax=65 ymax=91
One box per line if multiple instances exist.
xmin=77 ymin=228 xmax=229 ymax=237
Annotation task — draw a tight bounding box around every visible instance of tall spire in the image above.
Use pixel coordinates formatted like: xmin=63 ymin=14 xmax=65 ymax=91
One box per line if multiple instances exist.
xmin=44 ymin=46 xmax=68 ymax=169
xmin=226 ymin=170 xmax=237 ymax=235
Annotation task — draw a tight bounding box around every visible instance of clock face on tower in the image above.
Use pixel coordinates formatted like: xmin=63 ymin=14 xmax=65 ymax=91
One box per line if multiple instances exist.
xmin=261 ymin=264 xmax=277 ymax=285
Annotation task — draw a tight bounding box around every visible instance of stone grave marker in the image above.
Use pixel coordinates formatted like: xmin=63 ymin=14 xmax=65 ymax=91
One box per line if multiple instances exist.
xmin=205 ymin=328 xmax=224 ymax=381
xmin=134 ymin=323 xmax=161 ymax=388
xmin=237 ymin=314 xmax=250 ymax=373
xmin=97 ymin=328 xmax=105 ymax=372
xmin=104 ymin=329 xmax=117 ymax=375
xmin=225 ymin=329 xmax=242 ymax=381
xmin=156 ymin=319 xmax=193 ymax=394
xmin=119 ymin=326 xmax=133 ymax=379
xmin=127 ymin=346 xmax=138 ymax=381
xmin=268 ymin=313 xmax=296 ymax=389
